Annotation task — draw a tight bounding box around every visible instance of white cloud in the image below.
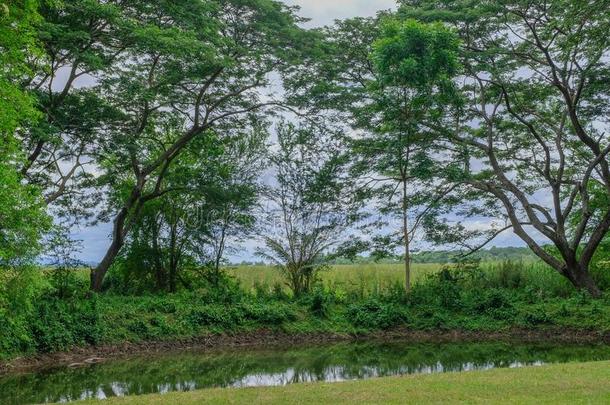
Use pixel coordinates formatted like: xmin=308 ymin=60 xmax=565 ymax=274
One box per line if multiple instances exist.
xmin=282 ymin=0 xmax=396 ymax=27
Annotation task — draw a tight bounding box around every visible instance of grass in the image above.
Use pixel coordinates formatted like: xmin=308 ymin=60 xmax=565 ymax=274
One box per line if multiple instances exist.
xmin=228 ymin=263 xmax=441 ymax=294
xmin=70 ymin=260 xmax=573 ymax=297
xmin=77 ymin=360 xmax=610 ymax=404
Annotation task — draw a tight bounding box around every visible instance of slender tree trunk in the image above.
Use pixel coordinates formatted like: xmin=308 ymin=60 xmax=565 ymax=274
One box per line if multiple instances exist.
xmin=402 ymin=179 xmax=411 ymax=292
xmin=151 ymin=219 xmax=165 ymax=292
xmin=168 ymin=218 xmax=178 ymax=293
xmin=213 ymin=220 xmax=228 ymax=286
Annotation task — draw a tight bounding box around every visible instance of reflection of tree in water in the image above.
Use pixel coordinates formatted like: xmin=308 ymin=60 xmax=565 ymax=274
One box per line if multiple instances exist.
xmin=2 ymin=341 xmax=610 ymax=404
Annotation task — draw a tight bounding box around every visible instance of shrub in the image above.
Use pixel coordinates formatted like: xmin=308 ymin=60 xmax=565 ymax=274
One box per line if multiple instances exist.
xmin=241 ymin=302 xmax=296 ymax=324
xmin=30 ymin=296 xmax=101 ymax=353
xmin=464 ymin=288 xmax=514 ymax=316
xmin=302 ymin=287 xmax=333 ymax=318
xmin=347 ymin=299 xmax=409 ymax=329
xmin=0 ymin=314 xmax=34 ymax=357
xmin=518 ymin=308 xmax=553 ymax=326
xmin=185 ymin=305 xmax=244 ymax=329
xmin=147 ymin=299 xmax=177 ymax=314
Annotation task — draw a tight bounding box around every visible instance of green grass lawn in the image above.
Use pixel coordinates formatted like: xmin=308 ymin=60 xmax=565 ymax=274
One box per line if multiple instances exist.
xmin=78 ymin=360 xmax=610 ymax=404
xmin=228 ymin=263 xmax=442 ymax=294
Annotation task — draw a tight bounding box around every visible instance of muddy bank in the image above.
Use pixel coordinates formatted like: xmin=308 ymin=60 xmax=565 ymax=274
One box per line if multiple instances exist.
xmin=2 ymin=327 xmax=608 ymax=375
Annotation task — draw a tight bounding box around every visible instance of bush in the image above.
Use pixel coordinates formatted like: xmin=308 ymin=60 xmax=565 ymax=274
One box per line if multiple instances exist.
xmin=185 ymin=305 xmax=244 ymax=329
xmin=241 ymin=302 xmax=297 ymax=324
xmin=463 ymin=288 xmax=515 ymax=320
xmin=0 ymin=314 xmax=34 ymax=357
xmin=518 ymin=307 xmax=553 ymax=326
xmin=0 ymin=266 xmax=48 ymax=357
xmin=409 ymin=265 xmax=472 ymax=310
xmin=30 ymin=296 xmax=101 ymax=353
xmin=301 ymin=287 xmax=333 ymax=318
xmin=347 ymin=299 xmax=409 ymax=329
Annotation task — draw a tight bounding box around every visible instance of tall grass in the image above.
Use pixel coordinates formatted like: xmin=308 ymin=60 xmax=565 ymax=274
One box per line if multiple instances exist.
xmin=67 ymin=260 xmax=602 ymax=299
xmin=228 ymin=260 xmax=600 ymax=299
xmin=478 ymin=261 xmax=574 ymax=297
xmin=229 ymin=263 xmax=440 ymax=295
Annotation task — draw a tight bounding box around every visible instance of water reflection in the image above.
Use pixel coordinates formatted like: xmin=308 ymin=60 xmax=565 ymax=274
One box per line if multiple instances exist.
xmin=1 ymin=341 xmax=609 ymax=404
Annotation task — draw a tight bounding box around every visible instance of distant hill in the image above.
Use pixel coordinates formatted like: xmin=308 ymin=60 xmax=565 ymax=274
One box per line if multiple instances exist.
xmin=322 ymin=246 xmax=538 ymax=265
xmin=410 ymin=247 xmax=537 ymax=263
xmin=232 ymin=247 xmax=539 ymax=266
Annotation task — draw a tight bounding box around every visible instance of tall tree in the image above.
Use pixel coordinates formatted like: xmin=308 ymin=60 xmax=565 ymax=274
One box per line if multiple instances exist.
xmin=110 ymin=128 xmax=265 ymax=293
xmin=400 ymin=0 xmax=610 ymax=296
xmin=359 ymin=19 xmax=460 ymax=291
xmin=0 ymin=0 xmax=50 ymax=265
xmin=190 ymin=128 xmax=267 ymax=285
xmin=90 ymin=0 xmax=303 ymax=291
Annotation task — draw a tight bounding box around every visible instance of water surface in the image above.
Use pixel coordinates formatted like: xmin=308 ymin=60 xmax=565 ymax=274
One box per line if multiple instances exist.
xmin=1 ymin=340 xmax=609 ymax=404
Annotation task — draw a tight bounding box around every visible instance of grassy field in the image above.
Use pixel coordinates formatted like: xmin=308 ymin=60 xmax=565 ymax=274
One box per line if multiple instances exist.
xmin=227 ymin=261 xmax=577 ymax=297
xmin=78 ymin=360 xmax=610 ymax=404
xmin=229 ymin=263 xmax=441 ymax=293
xmin=69 ymin=260 xmax=571 ymax=297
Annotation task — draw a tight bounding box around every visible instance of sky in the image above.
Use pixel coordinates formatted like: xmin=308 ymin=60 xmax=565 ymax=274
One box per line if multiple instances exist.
xmin=283 ymin=0 xmax=396 ymax=26
xmin=69 ymin=0 xmax=535 ymax=265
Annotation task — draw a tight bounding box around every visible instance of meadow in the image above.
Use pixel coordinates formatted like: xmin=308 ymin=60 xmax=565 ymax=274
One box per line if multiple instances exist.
xmin=227 ymin=263 xmax=441 ymax=295
xmin=227 ymin=260 xmax=581 ymax=298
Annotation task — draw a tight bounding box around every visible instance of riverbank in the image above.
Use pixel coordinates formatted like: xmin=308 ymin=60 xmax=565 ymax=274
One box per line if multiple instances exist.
xmin=2 ymin=327 xmax=609 ymax=375
xmin=74 ymin=360 xmax=610 ymax=404
xmin=2 ymin=263 xmax=609 ymax=372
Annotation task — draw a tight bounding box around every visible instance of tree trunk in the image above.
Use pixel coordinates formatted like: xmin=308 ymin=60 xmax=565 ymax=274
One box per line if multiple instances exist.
xmin=566 ymin=265 xmax=602 ymax=298
xmin=90 ymin=236 xmax=123 ymax=292
xmin=402 ymin=179 xmax=411 ymax=293
xmin=151 ymin=219 xmax=165 ymax=292
xmin=168 ymin=220 xmax=178 ymax=293
xmin=90 ymin=185 xmax=143 ymax=292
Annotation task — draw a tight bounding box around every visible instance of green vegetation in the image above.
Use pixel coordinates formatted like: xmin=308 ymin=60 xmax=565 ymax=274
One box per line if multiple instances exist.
xmin=1 ymin=260 xmax=609 ymax=360
xmin=229 ymin=263 xmax=441 ymax=294
xmin=1 ymin=3 xmax=609 ymax=395
xmin=75 ymin=360 xmax=610 ymax=404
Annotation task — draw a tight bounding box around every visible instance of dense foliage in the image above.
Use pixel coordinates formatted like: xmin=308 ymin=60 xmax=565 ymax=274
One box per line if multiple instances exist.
xmin=0 ymin=0 xmax=609 ymax=360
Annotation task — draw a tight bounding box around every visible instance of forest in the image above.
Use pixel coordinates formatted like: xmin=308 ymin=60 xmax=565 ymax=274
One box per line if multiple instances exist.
xmin=0 ymin=0 xmax=609 ymax=403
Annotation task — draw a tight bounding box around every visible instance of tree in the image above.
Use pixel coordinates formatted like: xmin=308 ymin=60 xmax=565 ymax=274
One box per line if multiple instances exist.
xmin=284 ymin=17 xmax=461 ymax=291
xmin=0 ymin=0 xmax=40 ymax=135
xmin=400 ymin=0 xmax=610 ymax=296
xmin=189 ymin=129 xmax=267 ymax=286
xmin=0 ymin=0 xmax=50 ymax=265
xmin=0 ymin=156 xmax=50 ymax=265
xmin=19 ymin=0 xmax=126 ymax=212
xmin=258 ymin=123 xmax=356 ymax=296
xmin=89 ymin=0 xmax=303 ymax=291
xmin=355 ymin=19 xmax=460 ymax=291
xmin=112 ymin=127 xmax=267 ymax=293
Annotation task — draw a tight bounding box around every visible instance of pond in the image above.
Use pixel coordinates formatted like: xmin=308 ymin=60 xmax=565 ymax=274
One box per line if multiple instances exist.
xmin=1 ymin=340 xmax=610 ymax=404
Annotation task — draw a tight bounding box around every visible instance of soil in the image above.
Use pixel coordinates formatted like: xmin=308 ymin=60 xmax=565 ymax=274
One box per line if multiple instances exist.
xmin=1 ymin=327 xmax=608 ymax=375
